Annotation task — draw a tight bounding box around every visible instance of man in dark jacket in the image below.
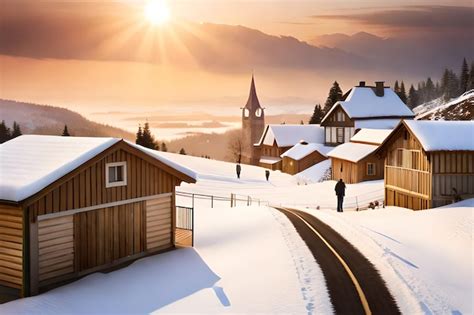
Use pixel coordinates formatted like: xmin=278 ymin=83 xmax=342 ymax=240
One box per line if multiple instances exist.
xmin=335 ymin=179 xmax=346 ymax=212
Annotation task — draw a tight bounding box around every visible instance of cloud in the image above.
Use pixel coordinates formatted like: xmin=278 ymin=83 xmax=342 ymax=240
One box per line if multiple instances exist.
xmin=311 ymin=6 xmax=474 ymax=32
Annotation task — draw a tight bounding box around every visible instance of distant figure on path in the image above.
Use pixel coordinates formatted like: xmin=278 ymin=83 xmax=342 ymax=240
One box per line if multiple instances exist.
xmin=335 ymin=179 xmax=346 ymax=212
xmin=265 ymin=170 xmax=270 ymax=181
xmin=236 ymin=164 xmax=241 ymax=179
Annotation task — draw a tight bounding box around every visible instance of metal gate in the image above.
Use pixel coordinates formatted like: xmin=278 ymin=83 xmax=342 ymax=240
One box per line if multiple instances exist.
xmin=175 ymin=206 xmax=194 ymax=247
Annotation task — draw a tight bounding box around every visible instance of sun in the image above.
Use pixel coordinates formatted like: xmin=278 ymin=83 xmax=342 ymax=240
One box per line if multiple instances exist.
xmin=144 ymin=0 xmax=171 ymax=25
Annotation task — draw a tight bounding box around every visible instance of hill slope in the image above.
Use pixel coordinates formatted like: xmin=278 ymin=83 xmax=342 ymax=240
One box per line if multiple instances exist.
xmin=0 ymin=99 xmax=134 ymax=139
xmin=414 ymin=90 xmax=474 ymax=120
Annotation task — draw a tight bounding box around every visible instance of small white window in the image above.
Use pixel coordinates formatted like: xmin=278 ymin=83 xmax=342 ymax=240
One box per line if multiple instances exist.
xmin=367 ymin=163 xmax=375 ymax=176
xmin=336 ymin=128 xmax=344 ymax=143
xmin=106 ymin=162 xmax=127 ymax=188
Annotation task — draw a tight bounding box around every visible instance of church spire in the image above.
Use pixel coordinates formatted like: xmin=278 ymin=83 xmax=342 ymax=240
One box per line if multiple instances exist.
xmin=244 ymin=75 xmax=262 ymax=110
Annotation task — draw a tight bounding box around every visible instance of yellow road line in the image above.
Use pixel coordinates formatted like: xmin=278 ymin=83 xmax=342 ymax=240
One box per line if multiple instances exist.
xmin=280 ymin=207 xmax=372 ymax=315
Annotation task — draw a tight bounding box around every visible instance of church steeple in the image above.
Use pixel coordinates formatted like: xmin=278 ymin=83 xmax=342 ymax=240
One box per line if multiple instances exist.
xmin=244 ymin=75 xmax=262 ymax=111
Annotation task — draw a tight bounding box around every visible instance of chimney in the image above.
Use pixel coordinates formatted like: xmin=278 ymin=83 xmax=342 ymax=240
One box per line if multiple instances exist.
xmin=359 ymin=81 xmax=366 ymax=87
xmin=375 ymin=81 xmax=385 ymax=97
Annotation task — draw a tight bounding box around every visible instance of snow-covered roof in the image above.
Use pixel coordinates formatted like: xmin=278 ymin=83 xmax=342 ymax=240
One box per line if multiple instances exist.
xmin=258 ymin=124 xmax=324 ymax=147
xmin=281 ymin=143 xmax=332 ymax=160
xmin=322 ymin=86 xmax=414 ymax=123
xmin=354 ymin=118 xmax=402 ymax=129
xmin=404 ymin=120 xmax=474 ymax=151
xmin=350 ymin=129 xmax=392 ymax=145
xmin=327 ymin=142 xmax=378 ymax=163
xmin=0 ymin=135 xmax=120 ymax=202
xmin=259 ymin=156 xmax=282 ymax=165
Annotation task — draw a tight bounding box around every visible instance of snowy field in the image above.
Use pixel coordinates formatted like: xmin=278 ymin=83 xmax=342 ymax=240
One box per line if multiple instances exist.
xmin=1 ymin=152 xmax=472 ymax=314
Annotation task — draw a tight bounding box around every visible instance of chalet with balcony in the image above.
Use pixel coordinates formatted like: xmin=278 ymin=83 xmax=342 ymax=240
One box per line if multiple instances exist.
xmin=376 ymin=120 xmax=474 ymax=210
xmin=321 ymin=81 xmax=414 ymax=146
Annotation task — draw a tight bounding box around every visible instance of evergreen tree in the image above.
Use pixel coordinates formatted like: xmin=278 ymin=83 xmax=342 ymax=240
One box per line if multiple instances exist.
xmin=0 ymin=120 xmax=11 ymax=144
xmin=399 ymin=81 xmax=407 ymax=104
xmin=441 ymin=69 xmax=460 ymax=101
xmin=136 ymin=124 xmax=144 ymax=146
xmin=11 ymin=121 xmax=22 ymax=138
xmin=323 ymin=81 xmax=343 ymax=114
xmin=460 ymin=58 xmax=469 ymax=93
xmin=141 ymin=122 xmax=157 ymax=149
xmin=394 ymin=80 xmax=400 ymax=94
xmin=160 ymin=142 xmax=167 ymax=152
xmin=468 ymin=62 xmax=474 ymax=91
xmin=309 ymin=104 xmax=324 ymax=124
xmin=62 ymin=125 xmax=70 ymax=136
xmin=407 ymin=84 xmax=419 ymax=108
xmin=179 ymin=148 xmax=186 ymax=155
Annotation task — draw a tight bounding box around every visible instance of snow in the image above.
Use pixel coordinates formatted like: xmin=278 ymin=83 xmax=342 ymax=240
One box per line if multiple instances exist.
xmin=258 ymin=124 xmax=324 ymax=147
xmin=0 ymin=135 xmax=119 ymax=202
xmin=404 ymin=120 xmax=474 ymax=151
xmin=1 ymin=205 xmax=332 ymax=314
xmin=322 ymin=87 xmax=414 ymax=123
xmin=294 ymin=159 xmax=331 ymax=184
xmin=327 ymin=142 xmax=378 ymax=163
xmin=298 ymin=199 xmax=474 ymax=314
xmin=354 ymin=118 xmax=403 ymax=129
xmin=281 ymin=142 xmax=332 ymax=160
xmin=259 ymin=156 xmax=281 ymax=164
xmin=414 ymin=89 xmax=474 ymax=119
xmin=350 ymin=128 xmax=392 ymax=145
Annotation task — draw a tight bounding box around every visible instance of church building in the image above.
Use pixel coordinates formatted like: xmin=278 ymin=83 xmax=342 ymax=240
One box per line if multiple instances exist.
xmin=241 ymin=76 xmax=265 ymax=165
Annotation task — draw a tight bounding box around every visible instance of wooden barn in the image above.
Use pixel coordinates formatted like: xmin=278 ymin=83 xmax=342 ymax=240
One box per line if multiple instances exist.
xmin=375 ymin=120 xmax=474 ymax=210
xmin=254 ymin=124 xmax=324 ymax=170
xmin=280 ymin=142 xmax=331 ymax=175
xmin=0 ymin=135 xmax=196 ymax=296
xmin=327 ymin=129 xmax=392 ymax=184
xmin=320 ymin=81 xmax=414 ymax=146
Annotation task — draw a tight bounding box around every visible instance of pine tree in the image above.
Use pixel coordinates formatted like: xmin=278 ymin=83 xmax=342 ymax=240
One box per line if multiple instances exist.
xmin=407 ymin=84 xmax=419 ymax=108
xmin=460 ymin=58 xmax=469 ymax=93
xmin=425 ymin=77 xmax=435 ymax=102
xmin=160 ymin=142 xmax=167 ymax=152
xmin=0 ymin=120 xmax=11 ymax=144
xmin=323 ymin=81 xmax=343 ymax=114
xmin=441 ymin=69 xmax=460 ymax=101
xmin=468 ymin=62 xmax=474 ymax=91
xmin=11 ymin=121 xmax=22 ymax=138
xmin=399 ymin=81 xmax=407 ymax=104
xmin=62 ymin=125 xmax=70 ymax=136
xmin=309 ymin=104 xmax=324 ymax=124
xmin=135 ymin=124 xmax=144 ymax=146
xmin=179 ymin=148 xmax=186 ymax=155
xmin=141 ymin=122 xmax=157 ymax=149
xmin=394 ymin=80 xmax=400 ymax=94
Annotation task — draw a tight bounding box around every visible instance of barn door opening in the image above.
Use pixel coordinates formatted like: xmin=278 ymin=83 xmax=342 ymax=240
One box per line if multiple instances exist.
xmin=175 ymin=206 xmax=193 ymax=247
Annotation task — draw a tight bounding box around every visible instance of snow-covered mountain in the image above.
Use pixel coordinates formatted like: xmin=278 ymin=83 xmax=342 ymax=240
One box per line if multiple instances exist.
xmin=414 ymin=90 xmax=474 ymax=120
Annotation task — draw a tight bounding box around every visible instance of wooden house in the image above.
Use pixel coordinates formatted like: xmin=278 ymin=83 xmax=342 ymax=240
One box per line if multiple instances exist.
xmin=327 ymin=129 xmax=392 ymax=183
xmin=255 ymin=124 xmax=324 ymax=170
xmin=375 ymin=120 xmax=474 ymax=210
xmin=320 ymin=81 xmax=414 ymax=146
xmin=280 ymin=142 xmax=331 ymax=175
xmin=0 ymin=135 xmax=196 ymax=296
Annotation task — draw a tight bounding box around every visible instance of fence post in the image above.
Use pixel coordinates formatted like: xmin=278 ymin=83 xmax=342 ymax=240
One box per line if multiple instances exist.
xmin=192 ymin=194 xmax=195 ymax=209
xmin=211 ymin=195 xmax=214 ymax=208
xmin=258 ymin=199 xmax=261 ymax=206
xmin=355 ymin=196 xmax=359 ymax=211
xmin=230 ymin=194 xmax=233 ymax=207
xmin=247 ymin=196 xmax=250 ymax=206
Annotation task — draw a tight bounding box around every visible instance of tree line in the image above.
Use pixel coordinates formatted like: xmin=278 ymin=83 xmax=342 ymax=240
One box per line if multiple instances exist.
xmin=0 ymin=120 xmax=22 ymax=143
xmin=135 ymin=122 xmax=187 ymax=155
xmin=309 ymin=57 xmax=473 ymax=124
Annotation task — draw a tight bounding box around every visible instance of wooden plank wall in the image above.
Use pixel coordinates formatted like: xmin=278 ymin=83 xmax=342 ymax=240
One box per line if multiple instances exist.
xmin=431 ymin=151 xmax=474 ymax=207
xmin=74 ymin=201 xmax=146 ymax=272
xmin=283 ymin=152 xmax=327 ymax=175
xmin=0 ymin=205 xmax=23 ymax=289
xmin=38 ymin=216 xmax=74 ymax=284
xmin=146 ymin=195 xmax=172 ymax=250
xmin=26 ymin=147 xmax=181 ymax=217
xmin=385 ymin=188 xmax=430 ymax=210
xmin=331 ymin=156 xmax=382 ymax=184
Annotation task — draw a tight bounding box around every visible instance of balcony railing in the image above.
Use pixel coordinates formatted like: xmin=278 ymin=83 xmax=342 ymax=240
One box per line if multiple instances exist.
xmin=385 ymin=165 xmax=431 ymax=198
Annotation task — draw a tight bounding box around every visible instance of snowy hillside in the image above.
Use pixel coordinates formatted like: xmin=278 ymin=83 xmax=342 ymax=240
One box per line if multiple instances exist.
xmin=414 ymin=90 xmax=474 ymax=120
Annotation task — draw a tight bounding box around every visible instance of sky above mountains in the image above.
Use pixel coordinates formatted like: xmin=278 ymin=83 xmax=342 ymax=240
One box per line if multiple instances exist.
xmin=0 ymin=0 xmax=472 ymax=128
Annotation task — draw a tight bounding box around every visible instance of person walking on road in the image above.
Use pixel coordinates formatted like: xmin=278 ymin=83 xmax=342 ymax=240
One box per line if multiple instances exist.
xmin=335 ymin=179 xmax=346 ymax=212
xmin=265 ymin=170 xmax=270 ymax=181
xmin=236 ymin=164 xmax=242 ymax=179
